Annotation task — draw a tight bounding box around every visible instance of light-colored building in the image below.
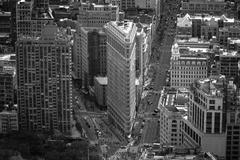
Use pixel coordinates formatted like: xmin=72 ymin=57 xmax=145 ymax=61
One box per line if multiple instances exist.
xmin=176 ymin=14 xmax=192 ymax=38
xmin=158 ymin=88 xmax=188 ymax=147
xmin=16 ymin=0 xmax=54 ymax=40
xmin=181 ymin=75 xmax=227 ymax=158
xmin=78 ymin=2 xmax=119 ymax=27
xmin=135 ymin=0 xmax=156 ymax=9
xmin=16 ymin=23 xmax=72 ymax=133
xmin=170 ymin=39 xmax=209 ymax=89
xmin=181 ymin=0 xmax=226 ymax=15
xmin=105 ymin=20 xmax=137 ymax=137
xmin=0 ymin=110 xmax=18 ymax=134
xmin=94 ymin=77 xmax=107 ymax=107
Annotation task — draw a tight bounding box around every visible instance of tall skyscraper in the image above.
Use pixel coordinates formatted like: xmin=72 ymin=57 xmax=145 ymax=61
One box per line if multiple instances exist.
xmin=73 ymin=2 xmax=119 ymax=88
xmin=105 ymin=20 xmax=137 ymax=137
xmin=16 ymin=23 xmax=72 ymax=133
xmin=80 ymin=28 xmax=107 ymax=88
xmin=16 ymin=0 xmax=53 ymax=40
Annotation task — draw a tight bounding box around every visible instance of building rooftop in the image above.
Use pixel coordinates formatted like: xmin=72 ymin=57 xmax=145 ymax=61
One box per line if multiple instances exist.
xmin=112 ymin=21 xmax=134 ymax=36
xmin=194 ymin=75 xmax=226 ymax=97
xmin=178 ymin=13 xmax=234 ymax=24
xmin=0 ymin=110 xmax=17 ymax=115
xmin=0 ymin=11 xmax=11 ymax=16
xmin=220 ymin=51 xmax=240 ymax=57
xmin=160 ymin=88 xmax=188 ymax=113
xmin=95 ymin=77 xmax=107 ymax=85
xmin=0 ymin=54 xmax=16 ymax=62
xmin=182 ymin=0 xmax=225 ymax=3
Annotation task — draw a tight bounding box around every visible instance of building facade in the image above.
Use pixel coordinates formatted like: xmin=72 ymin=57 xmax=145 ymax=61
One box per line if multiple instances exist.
xmin=219 ymin=51 xmax=240 ymax=80
xmin=16 ymin=0 xmax=54 ymax=40
xmin=94 ymin=77 xmax=107 ymax=107
xmin=181 ymin=0 xmax=226 ymax=15
xmin=135 ymin=0 xmax=156 ymax=9
xmin=158 ymin=88 xmax=187 ymax=147
xmin=0 ymin=110 xmax=18 ymax=134
xmin=225 ymin=81 xmax=240 ymax=160
xmin=75 ymin=27 xmax=107 ymax=88
xmin=219 ymin=25 xmax=240 ymax=46
xmin=105 ymin=20 xmax=137 ymax=137
xmin=170 ymin=42 xmax=209 ymax=89
xmin=121 ymin=0 xmax=135 ymax=10
xmin=181 ymin=76 xmax=227 ymax=158
xmin=78 ymin=2 xmax=119 ymax=27
xmin=0 ymin=66 xmax=15 ymax=108
xmin=16 ymin=24 xmax=72 ymax=133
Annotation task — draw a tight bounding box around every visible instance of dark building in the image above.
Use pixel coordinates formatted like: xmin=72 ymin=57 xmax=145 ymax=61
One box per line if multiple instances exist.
xmin=219 ymin=52 xmax=240 ymax=80
xmin=87 ymin=29 xmax=107 ymax=86
xmin=0 ymin=11 xmax=11 ymax=45
xmin=0 ymin=66 xmax=15 ymax=109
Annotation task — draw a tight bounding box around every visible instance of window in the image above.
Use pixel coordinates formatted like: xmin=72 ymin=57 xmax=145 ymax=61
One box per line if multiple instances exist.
xmin=209 ymin=106 xmax=215 ymax=110
xmin=209 ymin=100 xmax=215 ymax=104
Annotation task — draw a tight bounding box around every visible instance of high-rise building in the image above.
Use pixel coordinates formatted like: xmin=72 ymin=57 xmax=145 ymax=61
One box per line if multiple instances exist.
xmin=16 ymin=0 xmax=54 ymax=40
xmin=16 ymin=23 xmax=72 ymax=133
xmin=219 ymin=51 xmax=240 ymax=80
xmin=225 ymin=81 xmax=240 ymax=160
xmin=181 ymin=75 xmax=227 ymax=158
xmin=105 ymin=20 xmax=137 ymax=137
xmin=73 ymin=2 xmax=119 ymax=87
xmin=80 ymin=28 xmax=107 ymax=87
xmin=0 ymin=110 xmax=18 ymax=134
xmin=0 ymin=66 xmax=15 ymax=108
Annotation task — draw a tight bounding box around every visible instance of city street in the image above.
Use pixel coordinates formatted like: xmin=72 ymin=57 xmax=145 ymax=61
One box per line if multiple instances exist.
xmin=137 ymin=0 xmax=181 ymax=145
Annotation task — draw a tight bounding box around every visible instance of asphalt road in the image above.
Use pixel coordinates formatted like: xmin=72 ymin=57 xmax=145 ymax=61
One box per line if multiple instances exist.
xmin=138 ymin=0 xmax=181 ymax=145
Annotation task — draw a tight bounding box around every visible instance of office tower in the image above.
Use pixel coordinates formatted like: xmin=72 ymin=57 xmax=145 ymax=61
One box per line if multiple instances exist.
xmin=0 ymin=66 xmax=15 ymax=108
xmin=16 ymin=23 xmax=72 ymax=133
xmin=0 ymin=11 xmax=11 ymax=44
xmin=73 ymin=2 xmax=119 ymax=88
xmin=78 ymin=2 xmax=119 ymax=27
xmin=225 ymin=81 xmax=240 ymax=160
xmin=16 ymin=0 xmax=54 ymax=40
xmin=219 ymin=51 xmax=240 ymax=80
xmin=80 ymin=28 xmax=107 ymax=87
xmin=170 ymin=42 xmax=208 ymax=89
xmin=105 ymin=20 xmax=137 ymax=137
xmin=0 ymin=110 xmax=18 ymax=134
xmin=181 ymin=75 xmax=227 ymax=158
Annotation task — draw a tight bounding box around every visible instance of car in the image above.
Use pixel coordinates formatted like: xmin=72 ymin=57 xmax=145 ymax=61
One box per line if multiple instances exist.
xmin=154 ymin=109 xmax=159 ymax=113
